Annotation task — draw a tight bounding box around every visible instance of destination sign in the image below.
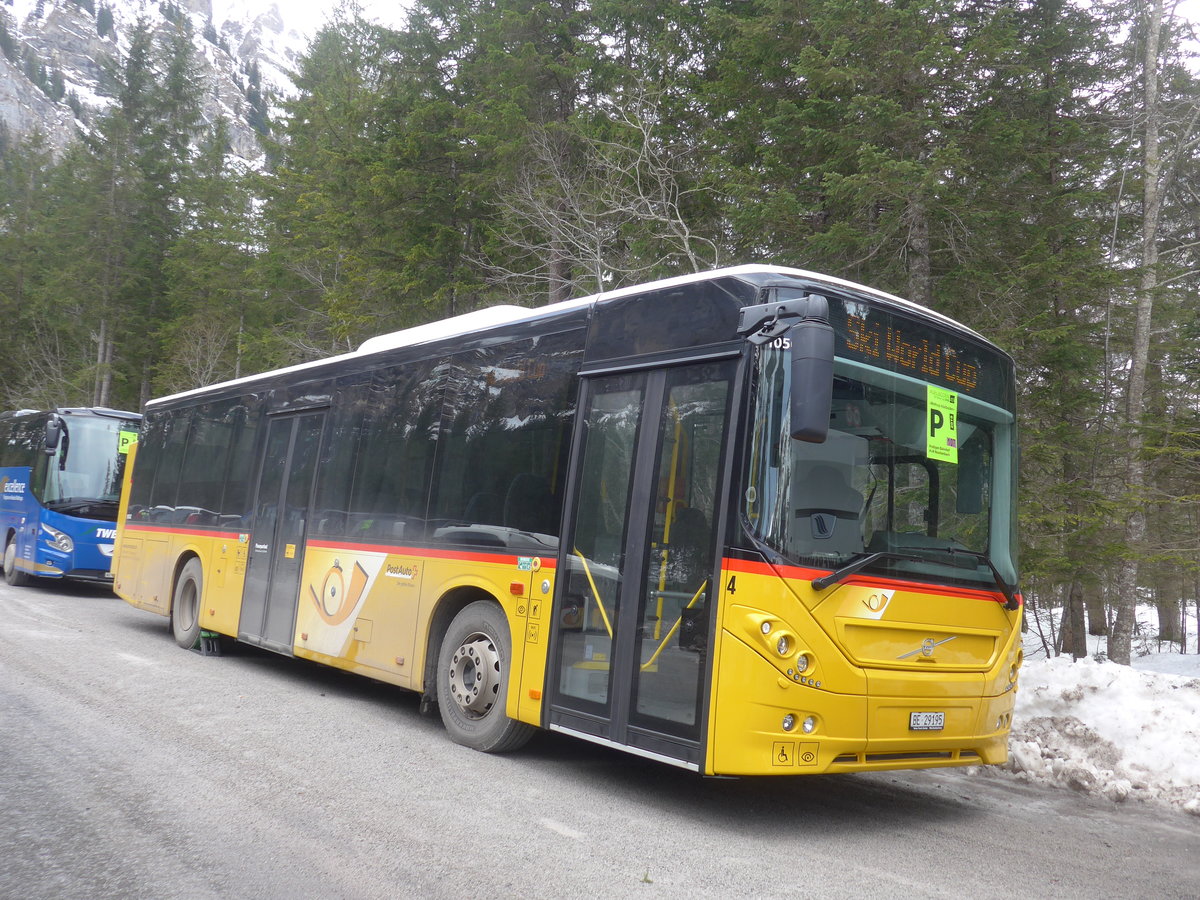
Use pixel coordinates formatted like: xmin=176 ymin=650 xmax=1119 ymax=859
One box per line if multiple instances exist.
xmin=843 ymin=313 xmax=978 ymax=392
xmin=830 ymin=297 xmax=1013 ymax=410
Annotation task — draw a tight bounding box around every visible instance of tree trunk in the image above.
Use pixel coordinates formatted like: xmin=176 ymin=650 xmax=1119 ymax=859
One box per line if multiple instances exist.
xmin=100 ymin=339 xmax=113 ymax=408
xmin=1086 ymin=590 xmax=1108 ymax=636
xmin=1112 ymin=0 xmax=1164 ymax=666
xmin=904 ymin=196 xmax=932 ymax=308
xmin=1155 ymin=578 xmax=1181 ymax=644
xmin=93 ymin=317 xmax=107 ymax=407
xmin=1061 ymin=579 xmax=1088 ymax=659
xmin=548 ymin=196 xmax=572 ymax=306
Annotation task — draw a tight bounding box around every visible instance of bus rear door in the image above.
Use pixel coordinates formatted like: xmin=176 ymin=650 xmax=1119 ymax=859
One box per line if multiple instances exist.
xmin=240 ymin=411 xmax=326 ymax=654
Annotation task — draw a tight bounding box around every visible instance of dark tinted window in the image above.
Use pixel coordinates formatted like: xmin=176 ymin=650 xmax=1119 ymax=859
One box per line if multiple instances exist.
xmin=175 ymin=401 xmax=236 ymax=523
xmin=219 ymin=395 xmax=262 ymax=526
xmin=0 ymin=415 xmax=40 ymax=469
xmin=584 ymin=280 xmax=748 ymax=364
xmin=147 ymin=410 xmax=193 ymax=517
xmin=430 ymin=332 xmax=582 ymax=544
xmin=127 ymin=413 xmax=166 ymax=517
xmin=345 ymin=361 xmax=445 ymax=542
xmin=311 ymin=378 xmax=370 ymax=538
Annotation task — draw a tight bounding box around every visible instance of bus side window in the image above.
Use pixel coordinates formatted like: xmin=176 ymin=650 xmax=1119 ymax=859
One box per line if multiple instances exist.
xmin=127 ymin=413 xmax=166 ymax=519
xmin=311 ymin=378 xmax=368 ymax=538
xmin=148 ymin=410 xmax=193 ymax=516
xmin=346 ymin=362 xmax=439 ymax=539
xmin=218 ymin=396 xmax=261 ymax=527
xmin=175 ymin=400 xmax=237 ymax=523
xmin=431 ymin=334 xmax=582 ymax=543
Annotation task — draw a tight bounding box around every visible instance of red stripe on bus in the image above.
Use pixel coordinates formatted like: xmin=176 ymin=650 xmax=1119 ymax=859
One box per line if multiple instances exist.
xmin=122 ymin=524 xmax=559 ymax=570
xmin=719 ymin=555 xmax=1019 ymax=605
xmin=300 ymin=538 xmax=561 ymax=569
xmin=125 ymin=523 xmax=246 ymax=540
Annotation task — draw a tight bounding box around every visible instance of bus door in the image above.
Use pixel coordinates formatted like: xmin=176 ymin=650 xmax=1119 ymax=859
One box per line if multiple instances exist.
xmin=240 ymin=411 xmax=326 ymax=655
xmin=547 ymin=360 xmax=735 ymax=767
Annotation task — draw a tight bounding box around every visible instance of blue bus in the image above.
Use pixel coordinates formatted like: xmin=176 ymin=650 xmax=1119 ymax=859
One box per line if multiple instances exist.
xmin=1 ymin=408 xmax=141 ymax=586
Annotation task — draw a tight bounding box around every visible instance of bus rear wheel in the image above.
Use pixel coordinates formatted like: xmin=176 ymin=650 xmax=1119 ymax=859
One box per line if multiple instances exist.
xmin=171 ymin=559 xmax=203 ymax=650
xmin=4 ymin=534 xmax=31 ymax=587
xmin=436 ymin=600 xmax=535 ymax=753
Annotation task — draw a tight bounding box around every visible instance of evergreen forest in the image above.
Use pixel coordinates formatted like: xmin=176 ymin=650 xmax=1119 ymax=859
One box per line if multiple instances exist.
xmin=1 ymin=0 xmax=1199 ymax=665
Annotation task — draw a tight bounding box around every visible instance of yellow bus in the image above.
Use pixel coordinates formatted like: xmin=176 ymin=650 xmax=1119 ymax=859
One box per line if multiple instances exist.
xmin=113 ymin=265 xmax=1021 ymax=774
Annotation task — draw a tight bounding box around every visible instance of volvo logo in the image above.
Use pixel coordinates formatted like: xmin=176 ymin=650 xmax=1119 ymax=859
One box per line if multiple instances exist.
xmin=898 ymin=635 xmax=957 ymax=660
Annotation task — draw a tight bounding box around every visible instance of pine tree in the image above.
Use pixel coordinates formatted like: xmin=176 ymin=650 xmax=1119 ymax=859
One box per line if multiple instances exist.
xmin=1109 ymin=0 xmax=1200 ymax=663
xmin=159 ymin=119 xmax=265 ymax=391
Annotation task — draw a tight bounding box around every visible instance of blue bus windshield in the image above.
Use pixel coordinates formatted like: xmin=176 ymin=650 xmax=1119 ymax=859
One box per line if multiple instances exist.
xmin=40 ymin=414 xmax=139 ymax=517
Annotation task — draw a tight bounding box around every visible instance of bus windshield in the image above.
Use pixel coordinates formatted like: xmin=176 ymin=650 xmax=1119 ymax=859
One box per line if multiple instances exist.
xmin=745 ymin=345 xmax=1018 ymax=592
xmin=38 ymin=415 xmax=138 ymax=517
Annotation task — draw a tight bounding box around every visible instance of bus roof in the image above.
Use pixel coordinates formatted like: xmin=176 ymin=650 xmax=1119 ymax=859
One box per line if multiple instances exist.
xmin=0 ymin=407 xmax=141 ymax=420
xmin=147 ymin=264 xmax=989 ymax=409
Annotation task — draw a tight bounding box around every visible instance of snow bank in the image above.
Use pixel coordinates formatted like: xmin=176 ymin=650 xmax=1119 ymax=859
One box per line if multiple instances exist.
xmin=999 ymin=655 xmax=1200 ymax=814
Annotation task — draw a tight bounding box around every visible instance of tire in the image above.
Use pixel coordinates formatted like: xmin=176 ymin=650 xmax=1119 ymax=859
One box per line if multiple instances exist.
xmin=171 ymin=558 xmax=203 ymax=650
xmin=436 ymin=600 xmax=535 ymax=753
xmin=4 ymin=534 xmax=31 ymax=587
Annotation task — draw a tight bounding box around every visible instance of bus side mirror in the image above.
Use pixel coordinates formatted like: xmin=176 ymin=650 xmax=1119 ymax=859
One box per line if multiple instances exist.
xmin=790 ymin=296 xmax=835 ymax=443
xmin=44 ymin=415 xmax=63 ymax=455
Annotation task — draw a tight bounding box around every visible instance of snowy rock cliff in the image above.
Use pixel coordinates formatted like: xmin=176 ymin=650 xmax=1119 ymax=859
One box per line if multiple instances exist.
xmin=0 ymin=0 xmax=308 ymax=164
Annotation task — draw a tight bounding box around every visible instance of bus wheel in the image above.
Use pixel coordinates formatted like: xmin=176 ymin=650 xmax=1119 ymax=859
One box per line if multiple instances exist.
xmin=3 ymin=535 xmax=31 ymax=587
xmin=171 ymin=559 xmax=203 ymax=650
xmin=437 ymin=600 xmax=535 ymax=753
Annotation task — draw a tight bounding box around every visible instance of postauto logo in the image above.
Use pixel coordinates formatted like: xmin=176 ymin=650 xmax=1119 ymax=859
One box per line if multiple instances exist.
xmin=1 ymin=476 xmax=27 ymax=500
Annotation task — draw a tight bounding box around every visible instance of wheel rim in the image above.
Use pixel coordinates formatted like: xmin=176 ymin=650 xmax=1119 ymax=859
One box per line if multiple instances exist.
xmin=4 ymin=540 xmax=14 ymax=577
xmin=447 ymin=631 xmax=501 ymax=719
xmin=178 ymin=579 xmax=198 ymax=631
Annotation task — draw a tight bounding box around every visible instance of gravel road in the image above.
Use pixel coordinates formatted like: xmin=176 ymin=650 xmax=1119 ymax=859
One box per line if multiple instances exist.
xmin=2 ymin=580 xmax=1196 ymax=899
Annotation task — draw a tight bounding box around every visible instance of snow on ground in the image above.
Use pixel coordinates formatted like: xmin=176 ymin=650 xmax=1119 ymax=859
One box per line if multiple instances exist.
xmin=988 ymin=606 xmax=1200 ymax=815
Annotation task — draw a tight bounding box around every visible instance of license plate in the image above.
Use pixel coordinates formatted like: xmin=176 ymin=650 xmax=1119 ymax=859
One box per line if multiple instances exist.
xmin=909 ymin=711 xmax=945 ymax=731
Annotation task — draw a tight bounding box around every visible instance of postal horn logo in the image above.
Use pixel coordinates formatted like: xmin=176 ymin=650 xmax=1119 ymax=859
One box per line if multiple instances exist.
xmin=308 ymin=559 xmax=370 ymax=626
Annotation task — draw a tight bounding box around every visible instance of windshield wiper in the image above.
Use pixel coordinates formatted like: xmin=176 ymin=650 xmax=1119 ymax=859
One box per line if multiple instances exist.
xmin=811 ymin=547 xmax=1021 ymax=611
xmin=927 ymin=547 xmax=1021 ymax=611
xmin=811 ymin=551 xmax=923 ymax=592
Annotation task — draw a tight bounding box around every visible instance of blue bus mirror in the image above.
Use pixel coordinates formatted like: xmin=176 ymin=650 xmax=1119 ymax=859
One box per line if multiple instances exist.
xmin=44 ymin=414 xmax=63 ymax=455
xmin=790 ymin=296 xmax=835 ymax=443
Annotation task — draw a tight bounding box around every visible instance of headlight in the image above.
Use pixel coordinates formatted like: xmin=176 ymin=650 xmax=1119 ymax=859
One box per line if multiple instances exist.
xmin=40 ymin=524 xmax=74 ymax=553
xmin=776 ymin=634 xmax=792 ymax=656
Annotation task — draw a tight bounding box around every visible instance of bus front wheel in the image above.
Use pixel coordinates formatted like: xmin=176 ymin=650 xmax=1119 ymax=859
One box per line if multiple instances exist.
xmin=171 ymin=559 xmax=203 ymax=650
xmin=436 ymin=600 xmax=535 ymax=753
xmin=4 ymin=534 xmax=31 ymax=587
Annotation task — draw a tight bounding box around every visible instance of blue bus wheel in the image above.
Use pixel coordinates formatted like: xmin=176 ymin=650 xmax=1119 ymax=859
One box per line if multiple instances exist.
xmin=4 ymin=535 xmax=31 ymax=587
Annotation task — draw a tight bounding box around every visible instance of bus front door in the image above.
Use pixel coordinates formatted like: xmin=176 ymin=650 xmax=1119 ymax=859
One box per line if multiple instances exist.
xmin=240 ymin=411 xmax=325 ymax=655
xmin=547 ymin=361 xmax=734 ymax=768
